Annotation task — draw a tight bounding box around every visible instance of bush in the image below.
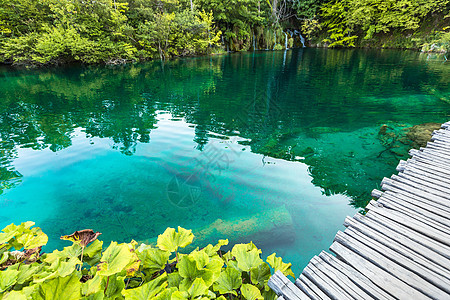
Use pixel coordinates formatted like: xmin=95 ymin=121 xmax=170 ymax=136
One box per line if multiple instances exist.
xmin=0 ymin=222 xmax=294 ymax=299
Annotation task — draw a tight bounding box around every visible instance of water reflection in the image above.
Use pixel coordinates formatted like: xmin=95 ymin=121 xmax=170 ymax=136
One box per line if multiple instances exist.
xmin=0 ymin=49 xmax=448 ymax=206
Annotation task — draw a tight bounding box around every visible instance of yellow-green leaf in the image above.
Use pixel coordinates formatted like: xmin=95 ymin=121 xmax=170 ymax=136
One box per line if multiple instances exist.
xmin=0 ymin=269 xmax=19 ymax=293
xmin=136 ymin=244 xmax=170 ymax=273
xmin=213 ymin=267 xmax=241 ymax=296
xmin=241 ymin=283 xmax=263 ymax=300
xmin=122 ymin=274 xmax=168 ymax=299
xmin=231 ymin=244 xmax=263 ymax=272
xmin=188 ymin=278 xmax=208 ymax=298
xmin=37 ymin=272 xmax=82 ymax=299
xmin=157 ymin=227 xmax=194 ymax=253
xmin=97 ymin=242 xmax=136 ymax=276
xmin=266 ymin=253 xmax=294 ymax=278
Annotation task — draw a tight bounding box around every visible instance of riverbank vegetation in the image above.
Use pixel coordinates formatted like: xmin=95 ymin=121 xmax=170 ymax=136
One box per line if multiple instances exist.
xmin=0 ymin=0 xmax=448 ymax=66
xmin=0 ymin=222 xmax=294 ymax=299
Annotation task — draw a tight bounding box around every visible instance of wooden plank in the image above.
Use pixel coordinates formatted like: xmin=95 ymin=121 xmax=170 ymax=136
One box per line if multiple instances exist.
xmin=421 ymin=145 xmax=450 ymax=155
xmin=318 ymin=252 xmax=392 ymax=300
xmin=268 ymin=270 xmax=309 ymax=300
xmin=381 ymin=176 xmax=450 ymax=206
xmin=303 ymin=263 xmax=354 ymax=300
xmin=400 ymin=169 xmax=450 ymax=196
xmin=380 ymin=182 xmax=450 ymax=213
xmin=366 ymin=202 xmax=450 ymax=246
xmin=382 ymin=189 xmax=450 ymax=219
xmin=407 ymin=157 xmax=450 ymax=177
xmin=334 ymin=230 xmax=449 ymax=298
xmin=377 ymin=194 xmax=450 ymax=228
xmin=411 ymin=155 xmax=450 ymax=173
xmin=372 ymin=191 xmax=450 ymax=235
xmin=352 ymin=213 xmax=450 ymax=272
xmin=415 ymin=148 xmax=450 ymax=164
xmin=431 ymin=133 xmax=450 ymax=142
xmin=427 ymin=142 xmax=450 ymax=152
xmin=364 ymin=210 xmax=450 ymax=260
xmin=309 ymin=256 xmax=373 ymax=299
xmin=400 ymin=165 xmax=450 ymax=187
xmin=409 ymin=151 xmax=450 ymax=169
xmin=431 ymin=132 xmax=450 ymax=142
xmin=396 ymin=172 xmax=450 ymax=198
xmin=344 ymin=218 xmax=450 ymax=286
xmin=329 ymin=240 xmax=430 ymax=299
xmin=390 ymin=174 xmax=450 ymax=200
xmin=296 ymin=274 xmax=331 ymax=300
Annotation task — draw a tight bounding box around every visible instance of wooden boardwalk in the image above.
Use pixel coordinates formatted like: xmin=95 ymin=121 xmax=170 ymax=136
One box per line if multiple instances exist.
xmin=268 ymin=121 xmax=450 ymax=300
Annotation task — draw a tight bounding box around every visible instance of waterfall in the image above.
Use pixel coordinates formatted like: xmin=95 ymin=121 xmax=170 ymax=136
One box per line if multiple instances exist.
xmin=294 ymin=30 xmax=306 ymax=48
xmin=284 ymin=32 xmax=288 ymax=49
xmin=253 ymin=33 xmax=257 ymax=51
xmin=274 ymin=31 xmax=277 ymax=49
xmin=299 ymin=33 xmax=305 ymax=48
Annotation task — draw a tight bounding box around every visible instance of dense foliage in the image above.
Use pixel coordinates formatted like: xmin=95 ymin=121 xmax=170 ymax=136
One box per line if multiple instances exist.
xmin=318 ymin=0 xmax=450 ymax=48
xmin=0 ymin=0 xmax=448 ymax=65
xmin=0 ymin=222 xmax=295 ymax=299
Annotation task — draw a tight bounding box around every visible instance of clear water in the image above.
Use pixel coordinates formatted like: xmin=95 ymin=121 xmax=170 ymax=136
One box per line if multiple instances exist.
xmin=0 ymin=49 xmax=449 ymax=274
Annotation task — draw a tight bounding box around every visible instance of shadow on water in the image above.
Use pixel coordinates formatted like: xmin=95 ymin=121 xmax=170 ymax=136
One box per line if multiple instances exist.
xmin=0 ymin=48 xmax=449 ymax=270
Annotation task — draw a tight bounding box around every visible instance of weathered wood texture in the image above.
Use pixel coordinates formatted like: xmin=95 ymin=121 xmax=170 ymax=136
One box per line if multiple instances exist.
xmin=269 ymin=122 xmax=450 ymax=299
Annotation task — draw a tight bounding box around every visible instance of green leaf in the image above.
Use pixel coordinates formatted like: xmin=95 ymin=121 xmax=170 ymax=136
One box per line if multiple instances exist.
xmin=190 ymin=250 xmax=209 ymax=270
xmin=170 ymin=291 xmax=189 ymax=299
xmin=103 ymin=273 xmax=126 ymax=299
xmin=3 ymin=290 xmax=28 ymax=300
xmin=165 ymin=272 xmax=181 ymax=289
xmin=9 ymin=263 xmax=42 ymax=285
xmin=250 ymin=263 xmax=271 ymax=287
xmin=136 ymin=244 xmax=170 ymax=273
xmin=266 ymin=253 xmax=295 ymax=278
xmin=97 ymin=242 xmax=136 ymax=276
xmin=231 ymin=244 xmax=263 ymax=272
xmin=122 ymin=274 xmax=168 ymax=299
xmin=213 ymin=267 xmax=241 ymax=296
xmin=157 ymin=227 xmax=194 ymax=253
xmin=178 ymin=255 xmax=202 ymax=280
xmin=37 ymin=272 xmax=82 ymax=299
xmin=16 ymin=228 xmax=48 ymax=249
xmin=241 ymin=283 xmax=263 ymax=300
xmin=0 ymin=269 xmax=19 ymax=293
xmin=0 ymin=251 xmax=8 ymax=265
xmin=188 ymin=278 xmax=208 ymax=298
xmin=203 ymin=239 xmax=229 ymax=257
xmin=44 ymin=244 xmax=82 ymax=265
xmin=84 ymin=239 xmax=103 ymax=258
xmin=82 ymin=274 xmax=102 ymax=297
xmin=153 ymin=287 xmax=178 ymax=299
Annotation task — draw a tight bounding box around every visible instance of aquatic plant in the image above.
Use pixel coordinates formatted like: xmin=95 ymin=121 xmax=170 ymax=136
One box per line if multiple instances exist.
xmin=0 ymin=222 xmax=294 ymax=299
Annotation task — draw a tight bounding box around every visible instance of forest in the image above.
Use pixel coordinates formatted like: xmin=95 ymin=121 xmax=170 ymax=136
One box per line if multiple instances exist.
xmin=0 ymin=0 xmax=449 ymax=65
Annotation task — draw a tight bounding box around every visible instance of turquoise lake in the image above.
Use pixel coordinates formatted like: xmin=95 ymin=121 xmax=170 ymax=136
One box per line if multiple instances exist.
xmin=0 ymin=48 xmax=449 ymax=274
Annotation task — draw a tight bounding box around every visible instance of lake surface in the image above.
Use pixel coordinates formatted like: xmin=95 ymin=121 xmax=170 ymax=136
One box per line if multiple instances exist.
xmin=0 ymin=49 xmax=449 ymax=274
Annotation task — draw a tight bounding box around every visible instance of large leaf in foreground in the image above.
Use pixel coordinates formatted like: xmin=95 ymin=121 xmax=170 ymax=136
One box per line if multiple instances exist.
xmin=136 ymin=244 xmax=171 ymax=273
xmin=0 ymin=269 xmax=19 ymax=293
xmin=97 ymin=242 xmax=136 ymax=276
xmin=213 ymin=266 xmax=242 ymax=296
xmin=122 ymin=274 xmax=168 ymax=299
xmin=231 ymin=244 xmax=263 ymax=272
xmin=37 ymin=272 xmax=82 ymax=299
xmin=241 ymin=283 xmax=263 ymax=300
xmin=266 ymin=253 xmax=295 ymax=278
xmin=157 ymin=227 xmax=194 ymax=253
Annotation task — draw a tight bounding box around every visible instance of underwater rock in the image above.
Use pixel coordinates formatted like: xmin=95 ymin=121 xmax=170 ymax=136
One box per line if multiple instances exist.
xmin=405 ymin=123 xmax=441 ymax=148
xmin=142 ymin=205 xmax=295 ymax=250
